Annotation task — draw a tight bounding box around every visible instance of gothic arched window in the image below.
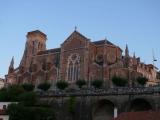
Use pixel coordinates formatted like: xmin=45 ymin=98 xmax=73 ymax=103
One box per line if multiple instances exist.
xmin=67 ymin=53 xmax=80 ymax=81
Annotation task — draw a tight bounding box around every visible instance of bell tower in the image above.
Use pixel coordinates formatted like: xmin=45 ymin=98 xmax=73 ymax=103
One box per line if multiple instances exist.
xmin=20 ymin=30 xmax=47 ymax=71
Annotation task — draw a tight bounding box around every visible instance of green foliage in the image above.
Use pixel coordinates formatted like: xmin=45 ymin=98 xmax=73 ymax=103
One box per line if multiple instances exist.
xmin=1 ymin=85 xmax=56 ymax=120
xmin=56 ymin=80 xmax=68 ymax=90
xmin=0 ymin=85 xmax=25 ymax=101
xmin=67 ymin=96 xmax=76 ymax=115
xmin=76 ymin=79 xmax=86 ymax=88
xmin=7 ymin=103 xmax=55 ymax=120
xmin=112 ymin=76 xmax=128 ymax=87
xmin=18 ymin=92 xmax=37 ymax=106
xmin=37 ymin=82 xmax=51 ymax=91
xmin=22 ymin=83 xmax=35 ymax=91
xmin=137 ymin=76 xmax=148 ymax=86
xmin=31 ymin=107 xmax=55 ymax=120
xmin=7 ymin=103 xmax=29 ymax=120
xmin=91 ymin=80 xmax=103 ymax=89
xmin=0 ymin=88 xmax=9 ymax=101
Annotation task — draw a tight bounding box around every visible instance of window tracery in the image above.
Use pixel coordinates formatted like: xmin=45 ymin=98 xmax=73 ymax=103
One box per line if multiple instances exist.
xmin=67 ymin=53 xmax=80 ymax=81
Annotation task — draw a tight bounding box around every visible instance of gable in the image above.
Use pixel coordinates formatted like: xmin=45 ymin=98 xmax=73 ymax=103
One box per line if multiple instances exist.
xmin=61 ymin=30 xmax=89 ymax=51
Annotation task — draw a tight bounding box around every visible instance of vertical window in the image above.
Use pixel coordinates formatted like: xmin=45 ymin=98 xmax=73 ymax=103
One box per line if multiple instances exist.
xmin=32 ymin=41 xmax=35 ymax=54
xmin=67 ymin=54 xmax=80 ymax=81
xmin=3 ymin=105 xmax=7 ymax=110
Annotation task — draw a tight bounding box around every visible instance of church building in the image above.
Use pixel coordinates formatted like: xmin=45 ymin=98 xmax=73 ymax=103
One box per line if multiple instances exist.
xmin=5 ymin=30 xmax=158 ymax=87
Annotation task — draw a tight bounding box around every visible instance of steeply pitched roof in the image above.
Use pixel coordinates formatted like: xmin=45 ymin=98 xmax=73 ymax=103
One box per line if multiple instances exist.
xmin=62 ymin=30 xmax=89 ymax=44
xmin=37 ymin=48 xmax=61 ymax=55
xmin=114 ymin=111 xmax=160 ymax=120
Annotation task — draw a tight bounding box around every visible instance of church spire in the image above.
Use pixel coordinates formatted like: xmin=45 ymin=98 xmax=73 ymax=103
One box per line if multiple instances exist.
xmin=133 ymin=52 xmax=136 ymax=58
xmin=125 ymin=44 xmax=129 ymax=57
xmin=8 ymin=56 xmax=14 ymax=73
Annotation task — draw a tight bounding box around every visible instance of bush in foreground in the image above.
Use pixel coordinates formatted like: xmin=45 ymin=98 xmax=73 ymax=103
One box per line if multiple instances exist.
xmin=76 ymin=79 xmax=86 ymax=89
xmin=112 ymin=76 xmax=128 ymax=87
xmin=56 ymin=80 xmax=68 ymax=90
xmin=91 ymin=80 xmax=103 ymax=89
xmin=37 ymin=82 xmax=51 ymax=91
xmin=137 ymin=76 xmax=148 ymax=86
xmin=22 ymin=83 xmax=35 ymax=91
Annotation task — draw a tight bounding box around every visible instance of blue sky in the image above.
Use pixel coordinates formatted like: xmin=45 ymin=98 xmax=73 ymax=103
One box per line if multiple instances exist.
xmin=0 ymin=0 xmax=160 ymax=78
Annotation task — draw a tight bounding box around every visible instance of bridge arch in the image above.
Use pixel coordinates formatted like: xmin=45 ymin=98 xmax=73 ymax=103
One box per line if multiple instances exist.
xmin=92 ymin=99 xmax=117 ymax=120
xmin=129 ymin=98 xmax=153 ymax=112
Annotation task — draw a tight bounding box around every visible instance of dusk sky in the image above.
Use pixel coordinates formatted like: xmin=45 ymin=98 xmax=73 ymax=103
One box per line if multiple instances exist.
xmin=0 ymin=0 xmax=160 ymax=78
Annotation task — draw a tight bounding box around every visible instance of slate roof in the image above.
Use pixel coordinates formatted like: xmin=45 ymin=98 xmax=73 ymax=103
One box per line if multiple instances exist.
xmin=92 ymin=39 xmax=115 ymax=46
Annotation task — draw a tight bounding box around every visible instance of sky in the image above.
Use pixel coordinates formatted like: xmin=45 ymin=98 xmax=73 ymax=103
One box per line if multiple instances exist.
xmin=0 ymin=0 xmax=160 ymax=78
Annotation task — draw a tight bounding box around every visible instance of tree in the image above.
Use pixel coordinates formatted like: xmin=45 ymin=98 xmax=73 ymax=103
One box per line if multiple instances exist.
xmin=137 ymin=76 xmax=148 ymax=86
xmin=0 ymin=88 xmax=9 ymax=101
xmin=91 ymin=80 xmax=103 ymax=89
xmin=56 ymin=80 xmax=68 ymax=90
xmin=7 ymin=103 xmax=28 ymax=120
xmin=18 ymin=92 xmax=37 ymax=106
xmin=37 ymin=82 xmax=51 ymax=91
xmin=0 ymin=85 xmax=25 ymax=101
xmin=112 ymin=76 xmax=128 ymax=87
xmin=22 ymin=83 xmax=35 ymax=91
xmin=7 ymin=103 xmax=56 ymax=120
xmin=76 ymin=80 xmax=86 ymax=89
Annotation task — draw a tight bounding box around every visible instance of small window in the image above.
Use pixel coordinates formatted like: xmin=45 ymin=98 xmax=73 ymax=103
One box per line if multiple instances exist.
xmin=3 ymin=105 xmax=7 ymax=110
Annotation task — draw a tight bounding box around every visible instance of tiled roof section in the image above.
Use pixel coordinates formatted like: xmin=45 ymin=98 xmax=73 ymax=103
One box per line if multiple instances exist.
xmin=92 ymin=39 xmax=115 ymax=46
xmin=37 ymin=48 xmax=61 ymax=55
xmin=114 ymin=111 xmax=160 ymax=120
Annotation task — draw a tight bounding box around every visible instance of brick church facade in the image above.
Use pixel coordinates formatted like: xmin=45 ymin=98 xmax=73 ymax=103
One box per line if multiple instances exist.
xmin=5 ymin=30 xmax=158 ymax=87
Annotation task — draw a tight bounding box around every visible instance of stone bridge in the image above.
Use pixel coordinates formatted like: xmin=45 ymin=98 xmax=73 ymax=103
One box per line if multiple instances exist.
xmin=39 ymin=87 xmax=160 ymax=120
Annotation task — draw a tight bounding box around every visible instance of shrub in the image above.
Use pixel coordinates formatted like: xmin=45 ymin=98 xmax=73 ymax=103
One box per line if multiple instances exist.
xmin=18 ymin=92 xmax=37 ymax=106
xmin=91 ymin=80 xmax=103 ymax=89
xmin=7 ymin=103 xmax=55 ymax=120
xmin=0 ymin=89 xmax=9 ymax=101
xmin=22 ymin=83 xmax=35 ymax=91
xmin=37 ymin=82 xmax=51 ymax=91
xmin=112 ymin=76 xmax=128 ymax=87
xmin=0 ymin=85 xmax=25 ymax=101
xmin=8 ymin=85 xmax=25 ymax=101
xmin=56 ymin=80 xmax=68 ymax=90
xmin=76 ymin=79 xmax=86 ymax=88
xmin=137 ymin=76 xmax=148 ymax=86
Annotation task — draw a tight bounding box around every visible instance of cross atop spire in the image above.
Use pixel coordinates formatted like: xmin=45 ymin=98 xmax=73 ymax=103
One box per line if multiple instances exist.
xmin=104 ymin=36 xmax=107 ymax=40
xmin=74 ymin=26 xmax=77 ymax=31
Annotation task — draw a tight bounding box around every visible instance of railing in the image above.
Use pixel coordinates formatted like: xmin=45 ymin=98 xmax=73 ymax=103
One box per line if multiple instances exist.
xmin=37 ymin=86 xmax=160 ymax=97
